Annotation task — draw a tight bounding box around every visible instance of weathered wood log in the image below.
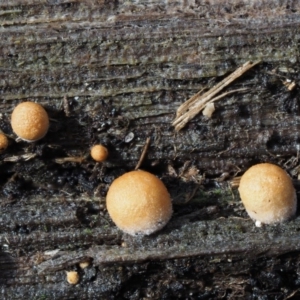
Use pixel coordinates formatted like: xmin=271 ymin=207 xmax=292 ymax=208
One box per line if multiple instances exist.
xmin=1 ymin=1 xmax=300 ymax=299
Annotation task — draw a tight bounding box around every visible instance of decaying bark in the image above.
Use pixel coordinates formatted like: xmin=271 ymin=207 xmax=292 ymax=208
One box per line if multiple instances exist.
xmin=1 ymin=1 xmax=300 ymax=299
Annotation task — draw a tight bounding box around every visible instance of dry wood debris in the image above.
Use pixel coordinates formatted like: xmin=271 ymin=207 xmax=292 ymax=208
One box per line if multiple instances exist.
xmin=172 ymin=61 xmax=260 ymax=131
xmin=135 ymin=137 xmax=151 ymax=170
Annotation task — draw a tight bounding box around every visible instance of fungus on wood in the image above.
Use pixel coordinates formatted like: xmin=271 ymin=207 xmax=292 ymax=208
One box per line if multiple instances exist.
xmin=11 ymin=102 xmax=49 ymax=142
xmin=106 ymin=170 xmax=172 ymax=235
xmin=1 ymin=1 xmax=300 ymax=299
xmin=0 ymin=133 xmax=8 ymax=153
xmin=90 ymin=144 xmax=108 ymax=162
xmin=239 ymin=163 xmax=297 ymax=227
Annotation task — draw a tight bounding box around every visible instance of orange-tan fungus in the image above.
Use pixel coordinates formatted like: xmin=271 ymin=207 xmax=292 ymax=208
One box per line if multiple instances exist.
xmin=91 ymin=144 xmax=108 ymax=162
xmin=106 ymin=170 xmax=172 ymax=235
xmin=11 ymin=101 xmax=49 ymax=142
xmin=66 ymin=271 xmax=79 ymax=285
xmin=79 ymin=261 xmax=90 ymax=269
xmin=0 ymin=133 xmax=8 ymax=153
xmin=238 ymin=163 xmax=296 ymax=226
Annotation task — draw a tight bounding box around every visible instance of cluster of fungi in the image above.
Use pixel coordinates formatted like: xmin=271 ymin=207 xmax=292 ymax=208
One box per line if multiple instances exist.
xmin=1 ymin=101 xmax=297 ymax=284
xmin=3 ymin=101 xmax=297 ymax=234
xmin=4 ymin=101 xmax=173 ymax=238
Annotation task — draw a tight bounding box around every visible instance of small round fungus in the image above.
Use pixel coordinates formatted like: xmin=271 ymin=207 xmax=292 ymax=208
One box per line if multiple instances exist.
xmin=106 ymin=170 xmax=172 ymax=235
xmin=238 ymin=163 xmax=296 ymax=225
xmin=91 ymin=144 xmax=108 ymax=162
xmin=11 ymin=101 xmax=49 ymax=142
xmin=66 ymin=271 xmax=79 ymax=285
xmin=0 ymin=133 xmax=8 ymax=153
xmin=79 ymin=261 xmax=90 ymax=269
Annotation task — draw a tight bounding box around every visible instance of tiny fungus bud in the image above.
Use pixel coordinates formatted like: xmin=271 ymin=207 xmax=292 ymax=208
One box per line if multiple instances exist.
xmin=202 ymin=103 xmax=215 ymax=118
xmin=238 ymin=163 xmax=296 ymax=225
xmin=66 ymin=271 xmax=79 ymax=285
xmin=11 ymin=101 xmax=49 ymax=142
xmin=0 ymin=133 xmax=8 ymax=153
xmin=79 ymin=261 xmax=90 ymax=269
xmin=106 ymin=170 xmax=172 ymax=235
xmin=90 ymin=144 xmax=108 ymax=162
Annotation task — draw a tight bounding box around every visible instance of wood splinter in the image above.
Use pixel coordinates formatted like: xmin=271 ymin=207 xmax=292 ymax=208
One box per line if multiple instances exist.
xmin=54 ymin=157 xmax=85 ymax=164
xmin=172 ymin=60 xmax=261 ymax=131
xmin=135 ymin=137 xmax=151 ymax=170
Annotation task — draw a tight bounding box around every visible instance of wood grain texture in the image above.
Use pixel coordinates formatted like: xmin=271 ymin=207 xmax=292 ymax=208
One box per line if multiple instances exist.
xmin=1 ymin=1 xmax=300 ymax=299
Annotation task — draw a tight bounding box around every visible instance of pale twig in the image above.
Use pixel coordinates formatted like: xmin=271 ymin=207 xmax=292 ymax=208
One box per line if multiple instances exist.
xmin=204 ymin=88 xmax=249 ymax=105
xmin=135 ymin=137 xmax=151 ymax=170
xmin=173 ymin=60 xmax=260 ymax=131
xmin=54 ymin=157 xmax=85 ymax=164
xmin=173 ymin=87 xmax=249 ymax=131
xmin=63 ymin=95 xmax=70 ymax=117
xmin=176 ymin=61 xmax=258 ymax=117
xmin=4 ymin=153 xmax=37 ymax=162
xmin=284 ymin=289 xmax=300 ymax=300
xmin=176 ymin=87 xmax=206 ymax=117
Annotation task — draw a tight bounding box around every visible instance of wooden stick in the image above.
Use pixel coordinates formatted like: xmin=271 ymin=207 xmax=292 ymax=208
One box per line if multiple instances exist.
xmin=54 ymin=157 xmax=85 ymax=164
xmin=174 ymin=87 xmax=249 ymax=131
xmin=176 ymin=87 xmax=206 ymax=117
xmin=135 ymin=137 xmax=151 ymax=170
xmin=173 ymin=60 xmax=260 ymax=131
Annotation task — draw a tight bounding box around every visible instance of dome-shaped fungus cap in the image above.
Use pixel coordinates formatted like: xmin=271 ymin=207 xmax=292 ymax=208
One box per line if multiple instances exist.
xmin=0 ymin=133 xmax=8 ymax=153
xmin=11 ymin=101 xmax=49 ymax=142
xmin=238 ymin=163 xmax=296 ymax=225
xmin=106 ymin=170 xmax=172 ymax=235
xmin=66 ymin=271 xmax=79 ymax=285
xmin=91 ymin=144 xmax=108 ymax=162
